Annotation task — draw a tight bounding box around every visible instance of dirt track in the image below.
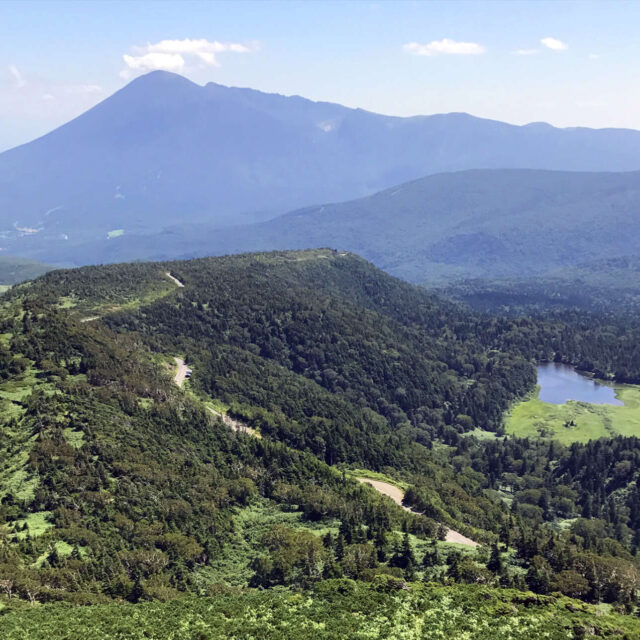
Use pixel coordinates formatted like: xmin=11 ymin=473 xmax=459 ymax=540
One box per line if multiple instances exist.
xmin=356 ymin=477 xmax=478 ymax=547
xmin=173 ymin=357 xmax=188 ymax=387
xmin=208 ymin=408 xmax=261 ymax=438
xmin=165 ymin=272 xmax=184 ymax=287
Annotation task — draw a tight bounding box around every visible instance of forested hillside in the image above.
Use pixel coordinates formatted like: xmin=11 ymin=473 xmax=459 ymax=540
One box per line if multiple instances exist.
xmin=442 ymin=256 xmax=640 ymax=315
xmin=2 ymin=249 xmax=640 ymax=635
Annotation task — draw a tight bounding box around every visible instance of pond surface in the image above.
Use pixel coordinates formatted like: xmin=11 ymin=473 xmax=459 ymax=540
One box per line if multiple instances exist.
xmin=537 ymin=362 xmax=624 ymax=406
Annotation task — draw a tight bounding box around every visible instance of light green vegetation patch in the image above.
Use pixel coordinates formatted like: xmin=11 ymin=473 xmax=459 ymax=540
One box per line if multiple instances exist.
xmin=463 ymin=428 xmax=502 ymax=441
xmin=62 ymin=428 xmax=84 ymax=449
xmin=3 ymin=469 xmax=38 ymax=502
xmin=0 ymin=397 xmax=24 ymax=421
xmin=205 ymin=398 xmax=230 ymax=414
xmin=0 ymin=415 xmax=37 ymax=501
xmin=12 ymin=512 xmax=53 ymax=540
xmin=553 ymin=518 xmax=579 ymax=533
xmin=32 ymin=541 xmax=75 ymax=569
xmin=411 ymin=532 xmax=479 ymax=561
xmin=345 ymin=468 xmax=409 ymax=491
xmin=1 ymin=583 xmax=639 ymax=640
xmin=0 ymin=371 xmax=44 ymax=402
xmin=57 ymin=296 xmax=77 ymax=309
xmin=199 ymin=501 xmax=340 ymax=588
xmin=505 ymin=384 xmax=640 ymax=444
xmin=0 ymin=365 xmax=55 ymax=502
xmin=54 ymin=540 xmax=74 ymax=556
xmin=137 ymin=397 xmax=154 ymax=409
xmin=107 ymin=229 xmax=124 ymax=239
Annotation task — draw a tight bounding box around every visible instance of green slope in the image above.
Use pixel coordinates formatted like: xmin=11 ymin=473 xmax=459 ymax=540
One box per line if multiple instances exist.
xmin=2 ymin=583 xmax=639 ymax=640
xmin=2 ymin=249 xmax=640 ymax=626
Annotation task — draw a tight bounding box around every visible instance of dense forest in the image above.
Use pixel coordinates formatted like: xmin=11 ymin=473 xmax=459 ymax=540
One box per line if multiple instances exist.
xmin=1 ymin=249 xmax=640 ymax=635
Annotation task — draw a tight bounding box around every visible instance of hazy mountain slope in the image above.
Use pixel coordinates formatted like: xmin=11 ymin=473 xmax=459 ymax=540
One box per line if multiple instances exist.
xmin=38 ymin=167 xmax=640 ymax=282
xmin=0 ymin=256 xmax=51 ymax=285
xmin=2 ymin=71 xmax=640 ymax=264
xmin=439 ymin=256 xmax=640 ymax=314
xmin=246 ymin=168 xmax=640 ymax=282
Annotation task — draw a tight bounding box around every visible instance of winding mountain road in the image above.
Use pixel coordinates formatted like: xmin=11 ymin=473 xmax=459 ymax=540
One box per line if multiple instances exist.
xmin=357 ymin=477 xmax=478 ymax=547
xmin=170 ymin=357 xmax=474 ymax=546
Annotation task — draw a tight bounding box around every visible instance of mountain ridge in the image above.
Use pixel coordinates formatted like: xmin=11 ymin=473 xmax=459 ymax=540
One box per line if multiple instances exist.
xmin=20 ymin=167 xmax=640 ymax=283
xmin=3 ymin=70 xmax=640 ymax=266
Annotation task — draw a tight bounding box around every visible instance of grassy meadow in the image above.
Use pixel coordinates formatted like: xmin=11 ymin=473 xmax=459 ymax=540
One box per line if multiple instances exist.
xmin=505 ymin=384 xmax=640 ymax=444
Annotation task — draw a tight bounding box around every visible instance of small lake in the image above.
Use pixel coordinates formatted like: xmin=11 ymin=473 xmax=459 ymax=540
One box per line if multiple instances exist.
xmin=537 ymin=363 xmax=624 ymax=406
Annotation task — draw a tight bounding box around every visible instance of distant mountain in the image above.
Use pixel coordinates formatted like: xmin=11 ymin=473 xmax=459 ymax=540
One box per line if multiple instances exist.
xmin=0 ymin=256 xmax=51 ymax=285
xmin=24 ymin=168 xmax=640 ymax=283
xmin=2 ymin=70 xmax=640 ymax=263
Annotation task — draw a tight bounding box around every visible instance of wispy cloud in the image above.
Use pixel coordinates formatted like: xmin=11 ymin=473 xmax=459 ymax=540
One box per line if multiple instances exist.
xmin=120 ymin=38 xmax=258 ymax=79
xmin=403 ymin=38 xmax=486 ymax=57
xmin=541 ymin=37 xmax=568 ymax=51
xmin=513 ymin=49 xmax=540 ymax=56
xmin=8 ymin=65 xmax=26 ymax=88
xmin=589 ymin=53 xmax=600 ymax=60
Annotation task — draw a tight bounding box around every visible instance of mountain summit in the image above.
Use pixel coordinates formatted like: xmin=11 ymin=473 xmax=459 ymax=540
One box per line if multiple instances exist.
xmin=2 ymin=70 xmax=640 ymax=261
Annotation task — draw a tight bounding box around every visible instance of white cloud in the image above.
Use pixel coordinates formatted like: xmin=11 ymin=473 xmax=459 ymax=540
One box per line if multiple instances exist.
xmin=403 ymin=38 xmax=486 ymax=57
xmin=513 ymin=49 xmax=540 ymax=56
xmin=541 ymin=37 xmax=568 ymax=51
xmin=146 ymin=38 xmax=252 ymax=57
xmin=121 ymin=38 xmax=257 ymax=79
xmin=8 ymin=65 xmax=26 ymax=88
xmin=122 ymin=52 xmax=185 ymax=76
xmin=589 ymin=53 xmax=600 ymax=60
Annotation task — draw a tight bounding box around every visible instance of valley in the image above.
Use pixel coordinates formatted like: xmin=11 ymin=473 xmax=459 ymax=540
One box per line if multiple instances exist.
xmin=0 ymin=249 xmax=638 ymax=635
xmin=0 ymin=251 xmax=638 ymax=625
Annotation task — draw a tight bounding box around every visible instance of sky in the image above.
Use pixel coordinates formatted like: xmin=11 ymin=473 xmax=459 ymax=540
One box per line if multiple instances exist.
xmin=1 ymin=0 xmax=640 ymax=151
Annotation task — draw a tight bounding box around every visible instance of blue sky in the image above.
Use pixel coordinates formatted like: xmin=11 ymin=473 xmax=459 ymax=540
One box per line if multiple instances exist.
xmin=1 ymin=0 xmax=639 ymax=150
